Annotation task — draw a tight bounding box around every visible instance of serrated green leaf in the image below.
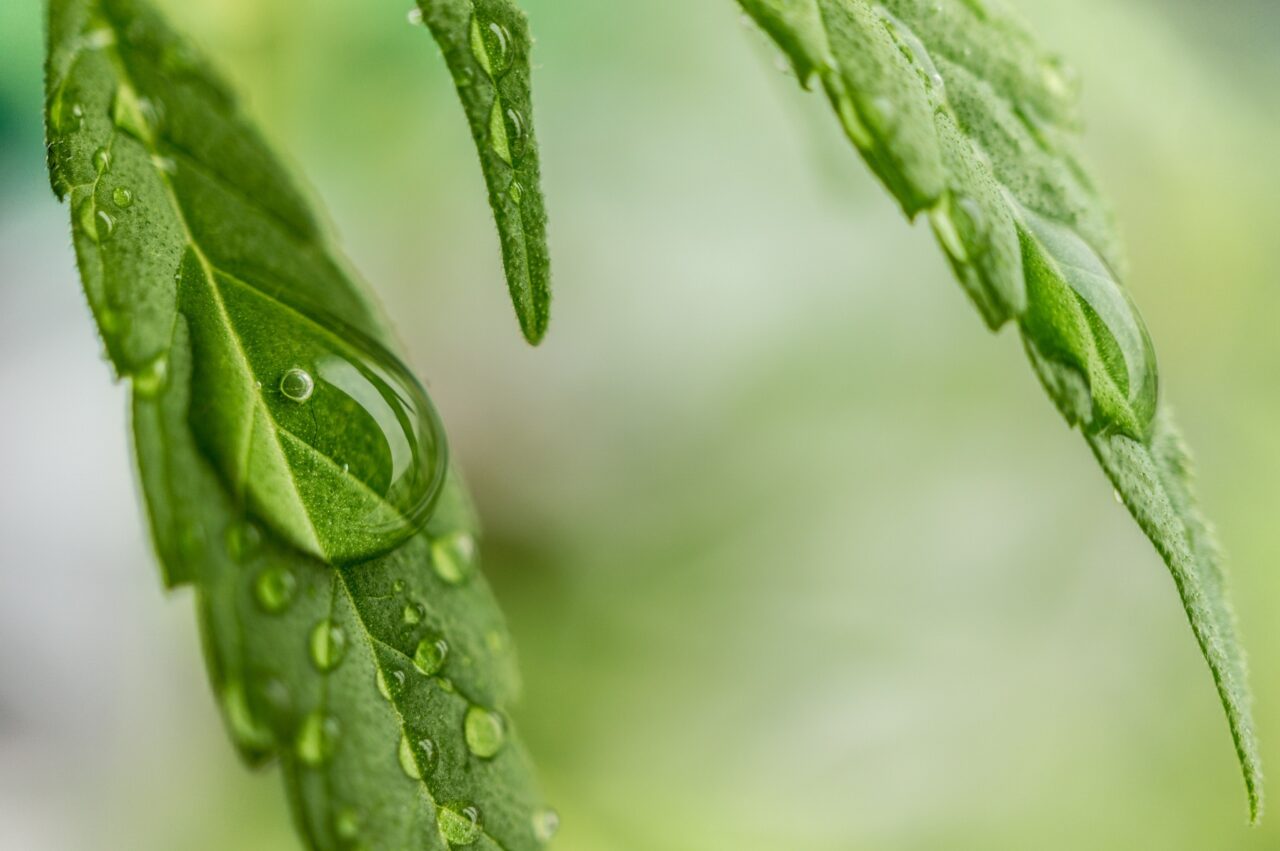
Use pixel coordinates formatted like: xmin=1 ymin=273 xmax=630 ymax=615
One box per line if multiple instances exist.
xmin=738 ymin=0 xmax=1262 ymax=819
xmin=45 ymin=0 xmax=553 ymax=847
xmin=415 ymin=0 xmax=551 ymax=345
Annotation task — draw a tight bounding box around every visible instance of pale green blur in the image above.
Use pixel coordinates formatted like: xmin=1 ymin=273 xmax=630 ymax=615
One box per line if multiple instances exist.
xmin=1 ymin=0 xmax=1278 ymax=848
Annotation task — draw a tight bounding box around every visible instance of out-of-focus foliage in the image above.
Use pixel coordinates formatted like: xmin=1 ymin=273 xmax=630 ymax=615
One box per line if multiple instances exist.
xmin=1 ymin=0 xmax=1277 ymax=849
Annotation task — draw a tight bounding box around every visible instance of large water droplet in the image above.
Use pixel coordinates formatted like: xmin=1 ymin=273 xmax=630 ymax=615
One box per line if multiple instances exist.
xmin=254 ymin=566 xmax=298 ymax=614
xmin=413 ymin=634 xmax=449 ymax=676
xmin=532 ymin=808 xmax=560 ymax=842
xmin=464 ymin=706 xmax=506 ymax=758
xmin=1015 ymin=201 xmax=1158 ymax=438
xmin=437 ymin=804 xmax=482 ymax=846
xmin=376 ymin=667 xmax=406 ymax=701
xmin=309 ymin=620 xmax=348 ymax=672
xmin=112 ymin=186 xmax=134 ymax=209
xmin=187 ymin=273 xmax=450 ymax=564
xmin=279 ymin=367 xmax=315 ymax=402
xmin=432 ymin=532 xmax=476 ymax=585
xmin=470 ymin=16 xmax=512 ymax=77
xmin=295 ymin=710 xmax=340 ymax=767
xmin=93 ymin=146 xmax=112 ymax=174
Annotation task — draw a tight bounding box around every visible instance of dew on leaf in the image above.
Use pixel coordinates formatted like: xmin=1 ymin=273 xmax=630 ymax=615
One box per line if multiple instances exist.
xmin=92 ymin=146 xmax=112 ymax=173
xmin=398 ymin=733 xmax=437 ymax=779
xmin=508 ymin=180 xmax=524 ymax=204
xmin=309 ymin=620 xmax=348 ymax=672
xmin=376 ymin=667 xmax=406 ymax=701
xmin=470 ymin=16 xmax=512 ymax=77
xmin=413 ymin=634 xmax=449 ymax=676
xmin=225 ymin=520 xmax=263 ymax=563
xmin=406 ymin=7 xmax=423 ymax=26
xmin=436 ymin=804 xmax=482 ymax=846
xmin=132 ymin=354 xmax=169 ymax=397
xmin=254 ymin=566 xmax=298 ymax=614
xmin=112 ymin=186 xmax=134 ymax=208
xmin=221 ymin=679 xmax=273 ymax=751
xmin=295 ymin=710 xmax=340 ymax=767
xmin=403 ymin=601 xmax=425 ymax=625
xmin=111 ymin=84 xmax=156 ymax=143
xmin=464 ymin=706 xmax=506 ymax=758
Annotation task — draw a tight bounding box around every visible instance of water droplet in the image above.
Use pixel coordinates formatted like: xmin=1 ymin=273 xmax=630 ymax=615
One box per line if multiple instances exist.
xmin=221 ymin=680 xmax=273 ymax=751
xmin=503 ymin=107 xmax=527 ymax=161
xmin=93 ymin=146 xmax=112 ymax=173
xmin=406 ymin=6 xmax=423 ymax=26
xmin=279 ymin=367 xmax=315 ymax=403
xmin=398 ymin=733 xmax=437 ymax=779
xmin=436 ymin=804 xmax=482 ymax=846
xmin=151 ymin=154 xmax=177 ymax=174
xmin=77 ymin=197 xmax=100 ymax=243
xmin=1113 ymin=489 xmax=1124 ymax=504
xmin=464 ymin=706 xmax=506 ymax=758
xmin=376 ymin=667 xmax=406 ymax=701
xmin=432 ymin=532 xmax=476 ymax=585
xmin=132 ymin=354 xmax=168 ymax=397
xmin=295 ymin=710 xmax=340 ymax=767
xmin=413 ymin=634 xmax=449 ymax=675
xmin=335 ymin=807 xmax=361 ymax=840
xmin=84 ymin=27 xmax=116 ymax=50
xmin=508 ymin=180 xmax=524 ymax=205
xmin=393 ymin=579 xmax=407 ymax=593
xmin=225 ymin=520 xmax=263 ymax=563
xmin=111 ymin=85 xmax=156 ymax=143
xmin=309 ymin=620 xmax=348 ymax=672
xmin=195 ymin=287 xmax=449 ymax=564
xmin=254 ymin=566 xmax=298 ymax=614
xmin=1015 ymin=201 xmax=1158 ymax=438
xmin=112 ymin=186 xmax=134 ymax=208
xmin=532 ymin=808 xmax=560 ymax=842
xmin=94 ymin=210 xmax=115 ymax=241
xmin=402 ymin=601 xmax=424 ymax=625
xmin=879 ymin=10 xmax=946 ymax=95
xmin=470 ymin=16 xmax=512 ymax=77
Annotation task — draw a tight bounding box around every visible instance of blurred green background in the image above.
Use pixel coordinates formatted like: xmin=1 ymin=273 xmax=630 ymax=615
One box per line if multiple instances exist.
xmin=1 ymin=0 xmax=1278 ymax=848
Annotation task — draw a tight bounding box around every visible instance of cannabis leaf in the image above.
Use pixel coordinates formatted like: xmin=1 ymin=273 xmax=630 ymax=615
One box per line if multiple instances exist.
xmin=737 ymin=0 xmax=1262 ymax=819
xmin=45 ymin=0 xmax=555 ymax=847
xmin=415 ymin=0 xmax=552 ymax=345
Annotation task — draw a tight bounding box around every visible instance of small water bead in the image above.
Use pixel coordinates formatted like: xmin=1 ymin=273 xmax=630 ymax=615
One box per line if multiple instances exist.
xmin=432 ymin=532 xmax=476 ymax=585
xmin=464 ymin=706 xmax=506 ymax=758
xmin=295 ymin=710 xmax=340 ymax=767
xmin=254 ymin=566 xmax=298 ymax=614
xmin=77 ymin=198 xmax=99 ymax=242
xmin=93 ymin=146 xmax=112 ymax=173
xmin=436 ymin=804 xmax=482 ymax=846
xmin=398 ymin=733 xmax=438 ymax=779
xmin=376 ymin=667 xmax=406 ymax=701
xmin=508 ymin=180 xmax=524 ymax=205
xmin=413 ymin=634 xmax=449 ymax=675
xmin=403 ymin=601 xmax=425 ymax=626
xmin=94 ymin=210 xmax=115 ymax=241
xmin=309 ymin=620 xmax=348 ymax=672
xmin=531 ymin=808 xmax=560 ymax=842
xmin=470 ymin=16 xmax=512 ymax=77
xmin=335 ymin=807 xmax=362 ymax=841
xmin=503 ymin=107 xmax=528 ymax=161
xmin=132 ymin=354 xmax=169 ymax=397
xmin=112 ymin=186 xmax=134 ymax=208
xmin=406 ymin=7 xmax=424 ymax=26
xmin=279 ymin=367 xmax=315 ymax=403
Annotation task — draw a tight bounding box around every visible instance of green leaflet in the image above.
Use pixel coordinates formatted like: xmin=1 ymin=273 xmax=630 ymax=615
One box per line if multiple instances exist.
xmin=45 ymin=0 xmax=554 ymax=848
xmin=738 ymin=0 xmax=1262 ymax=820
xmin=415 ymin=0 xmax=552 ymax=345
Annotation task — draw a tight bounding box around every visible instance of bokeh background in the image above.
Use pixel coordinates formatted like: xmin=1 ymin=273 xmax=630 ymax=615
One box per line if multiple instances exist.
xmin=2 ymin=0 xmax=1279 ymax=848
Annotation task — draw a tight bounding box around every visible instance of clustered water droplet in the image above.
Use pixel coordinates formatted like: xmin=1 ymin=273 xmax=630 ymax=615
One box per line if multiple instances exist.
xmin=463 ymin=705 xmax=506 ymax=759
xmin=436 ymin=804 xmax=482 ymax=846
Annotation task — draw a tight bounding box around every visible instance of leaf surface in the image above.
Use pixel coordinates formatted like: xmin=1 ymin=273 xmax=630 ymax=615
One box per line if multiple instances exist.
xmin=45 ymin=0 xmax=552 ymax=847
xmin=737 ymin=0 xmax=1261 ymax=819
xmin=416 ymin=0 xmax=552 ymax=344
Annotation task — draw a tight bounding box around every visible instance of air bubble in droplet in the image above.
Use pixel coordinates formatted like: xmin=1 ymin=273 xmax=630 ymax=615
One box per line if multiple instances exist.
xmin=413 ymin=634 xmax=449 ymax=676
xmin=295 ymin=710 xmax=340 ymax=767
xmin=309 ymin=620 xmax=348 ymax=672
xmin=436 ymin=804 xmax=482 ymax=846
xmin=254 ymin=566 xmax=298 ymax=614
xmin=464 ymin=706 xmax=506 ymax=758
xmin=280 ymin=367 xmax=315 ymax=402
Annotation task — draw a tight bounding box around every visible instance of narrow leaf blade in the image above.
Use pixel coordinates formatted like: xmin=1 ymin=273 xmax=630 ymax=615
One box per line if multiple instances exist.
xmin=738 ymin=0 xmax=1262 ymax=818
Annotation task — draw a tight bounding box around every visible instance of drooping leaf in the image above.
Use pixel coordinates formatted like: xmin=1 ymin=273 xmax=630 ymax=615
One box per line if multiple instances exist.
xmin=736 ymin=0 xmax=1261 ymax=819
xmin=415 ymin=0 xmax=552 ymax=345
xmin=45 ymin=0 xmax=555 ymax=847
